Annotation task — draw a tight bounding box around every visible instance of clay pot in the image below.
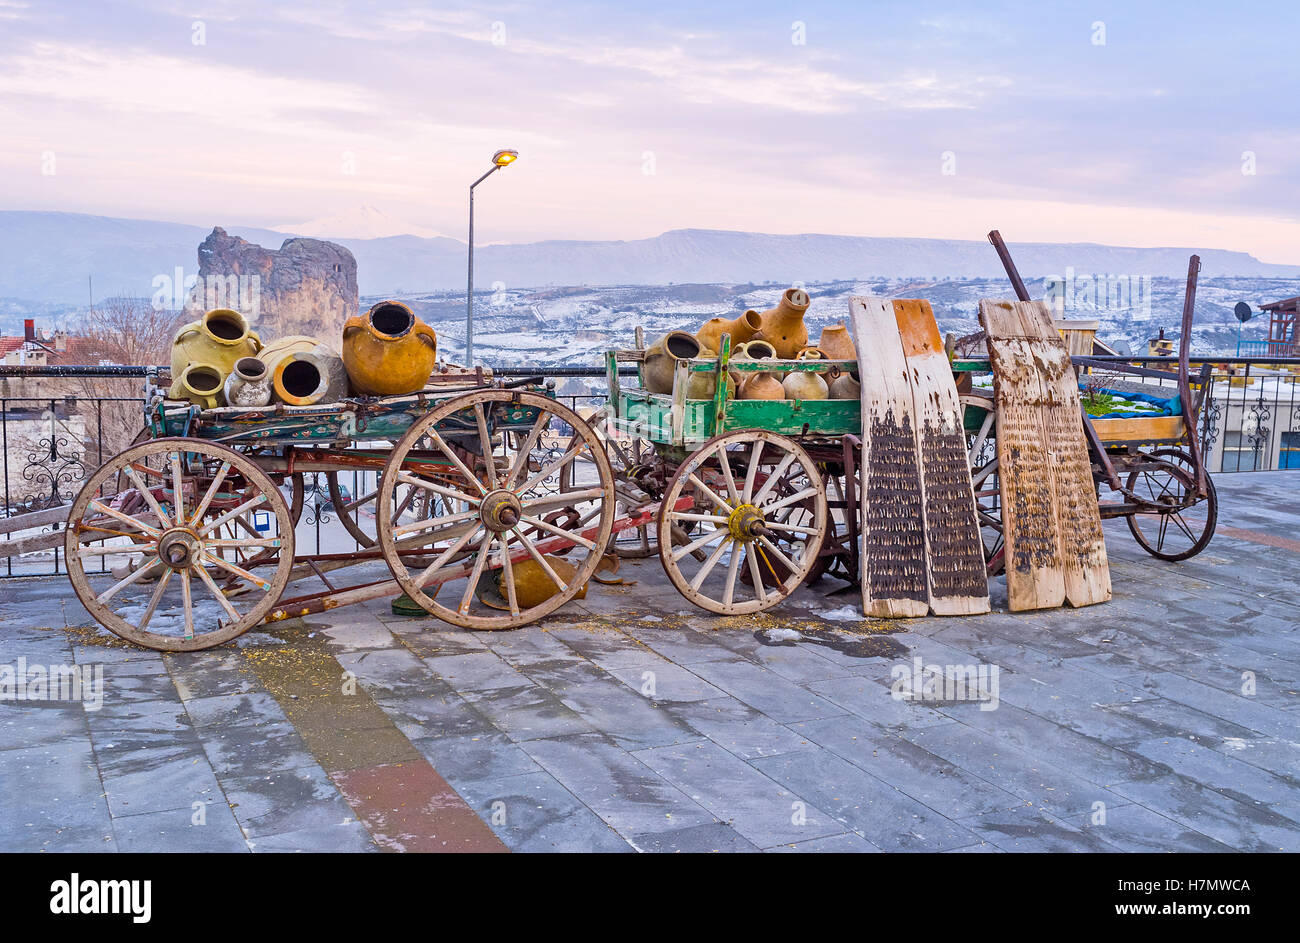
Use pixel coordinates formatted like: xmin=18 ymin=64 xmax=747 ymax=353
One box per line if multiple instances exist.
xmin=500 ymin=555 xmax=587 ymax=609
xmin=168 ymin=308 xmax=261 ymax=401
xmin=817 ymin=323 xmax=857 ymax=361
xmin=754 ymin=288 xmax=811 ymax=359
xmin=259 ymin=336 xmax=350 ymax=406
xmin=733 ymin=340 xmax=783 ymax=400
xmin=687 ymin=348 xmax=719 ymax=400
xmin=783 ymin=348 xmax=829 ymax=400
xmin=173 ymin=364 xmax=225 ymax=409
xmin=696 ymin=309 xmax=761 ymax=355
xmin=828 ymin=368 xmax=861 ymax=400
xmin=223 ymin=357 xmax=272 ymax=408
xmin=643 ymin=331 xmax=702 ymax=395
xmin=342 ymin=300 xmax=438 ymax=396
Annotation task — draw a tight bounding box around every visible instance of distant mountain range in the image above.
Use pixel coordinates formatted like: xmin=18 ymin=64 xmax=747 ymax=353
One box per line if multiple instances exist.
xmin=3 ymin=210 xmax=1299 ymax=306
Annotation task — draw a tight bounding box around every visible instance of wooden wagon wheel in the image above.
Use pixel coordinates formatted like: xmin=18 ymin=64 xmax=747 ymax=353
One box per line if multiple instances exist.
xmin=65 ymin=437 xmax=295 ymax=651
xmin=657 ymin=431 xmax=826 ymax=615
xmin=377 ymin=390 xmax=615 ymax=630
xmin=557 ymin=405 xmax=662 ymax=559
xmin=1124 ymin=448 xmax=1218 ymax=561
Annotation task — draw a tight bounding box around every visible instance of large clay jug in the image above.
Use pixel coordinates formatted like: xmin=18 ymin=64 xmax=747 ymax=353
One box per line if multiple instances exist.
xmin=342 ymin=301 xmax=438 ymax=396
xmin=696 ymin=309 xmax=761 ymax=355
xmin=828 ymin=367 xmax=861 ymax=401
xmin=783 ymin=348 xmax=829 ymax=400
xmin=643 ymin=331 xmax=701 ymax=395
xmin=818 ymin=323 xmax=857 ymax=361
xmin=168 ymin=308 xmax=261 ymax=400
xmin=258 ymin=336 xmax=350 ymax=405
xmin=754 ymin=288 xmax=810 ymax=359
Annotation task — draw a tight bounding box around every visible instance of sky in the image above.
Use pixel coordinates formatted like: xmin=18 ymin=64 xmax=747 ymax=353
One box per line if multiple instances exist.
xmin=2 ymin=0 xmax=1298 ymax=260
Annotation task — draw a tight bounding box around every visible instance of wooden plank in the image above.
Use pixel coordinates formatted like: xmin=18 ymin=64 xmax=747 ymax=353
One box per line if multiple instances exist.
xmin=849 ymin=296 xmax=928 ymax=618
xmin=1012 ymin=301 xmax=1110 ymax=608
xmin=893 ymin=299 xmax=990 ymax=615
xmin=1 ymin=503 xmax=69 ymax=535
xmin=978 ymin=300 xmax=1067 ymax=611
xmin=1091 ymin=415 xmax=1184 ymax=443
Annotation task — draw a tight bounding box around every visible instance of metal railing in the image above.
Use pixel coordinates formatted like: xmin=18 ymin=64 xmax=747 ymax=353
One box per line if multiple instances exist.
xmin=1 ymin=357 xmax=1297 ymax=578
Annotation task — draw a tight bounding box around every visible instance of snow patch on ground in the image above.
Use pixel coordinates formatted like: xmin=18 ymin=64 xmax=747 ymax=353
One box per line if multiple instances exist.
xmin=818 ymin=605 xmax=865 ymax=622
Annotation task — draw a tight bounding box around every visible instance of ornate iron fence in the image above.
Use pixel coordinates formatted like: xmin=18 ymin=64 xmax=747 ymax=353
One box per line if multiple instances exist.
xmin=0 ymin=357 xmax=1295 ymax=578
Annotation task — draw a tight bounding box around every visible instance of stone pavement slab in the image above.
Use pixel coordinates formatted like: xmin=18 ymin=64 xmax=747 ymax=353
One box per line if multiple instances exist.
xmin=1 ymin=470 xmax=1299 ymax=852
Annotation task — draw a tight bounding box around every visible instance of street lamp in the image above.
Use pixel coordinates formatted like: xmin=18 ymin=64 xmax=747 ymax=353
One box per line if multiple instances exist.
xmin=466 ymin=149 xmax=518 ymax=364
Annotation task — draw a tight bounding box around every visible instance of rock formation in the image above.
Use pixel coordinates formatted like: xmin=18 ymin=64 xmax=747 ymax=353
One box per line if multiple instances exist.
xmin=186 ymin=227 xmax=358 ymax=341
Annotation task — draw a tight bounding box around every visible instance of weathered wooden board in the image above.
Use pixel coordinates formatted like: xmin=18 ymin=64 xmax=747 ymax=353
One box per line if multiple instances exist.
xmin=1012 ymin=301 xmax=1110 ymax=607
xmin=979 ymin=299 xmax=1110 ymax=610
xmin=849 ymin=296 xmax=928 ymax=618
xmin=893 ymin=299 xmax=990 ymax=615
xmin=979 ymin=300 xmax=1067 ymax=611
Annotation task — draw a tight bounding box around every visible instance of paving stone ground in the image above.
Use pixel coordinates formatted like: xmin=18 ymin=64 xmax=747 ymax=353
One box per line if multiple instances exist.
xmin=1 ymin=471 xmax=1298 ymax=852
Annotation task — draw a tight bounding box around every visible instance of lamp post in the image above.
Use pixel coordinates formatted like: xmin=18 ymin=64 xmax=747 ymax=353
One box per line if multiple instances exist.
xmin=466 ymin=148 xmax=518 ymax=365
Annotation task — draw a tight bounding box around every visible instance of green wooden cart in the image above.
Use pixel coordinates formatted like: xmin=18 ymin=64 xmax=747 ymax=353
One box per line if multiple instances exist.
xmin=598 ymin=333 xmax=864 ymax=615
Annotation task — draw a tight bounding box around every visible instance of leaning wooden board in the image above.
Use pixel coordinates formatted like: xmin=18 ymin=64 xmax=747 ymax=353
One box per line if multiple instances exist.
xmin=978 ymin=299 xmax=1110 ymax=610
xmin=849 ymin=296 xmax=929 ymax=617
xmin=893 ymin=300 xmax=990 ymax=615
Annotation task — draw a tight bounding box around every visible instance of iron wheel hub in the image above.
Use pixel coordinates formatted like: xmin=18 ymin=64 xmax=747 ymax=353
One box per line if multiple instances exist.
xmin=479 ymin=490 xmax=523 ymax=533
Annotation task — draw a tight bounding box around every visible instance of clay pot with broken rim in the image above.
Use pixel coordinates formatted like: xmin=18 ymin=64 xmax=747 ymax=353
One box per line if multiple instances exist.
xmin=343 ymin=300 xmax=439 ymax=396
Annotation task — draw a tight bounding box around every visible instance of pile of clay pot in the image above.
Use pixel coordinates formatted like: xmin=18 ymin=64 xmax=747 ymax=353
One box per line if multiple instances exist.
xmin=167 ymin=300 xmax=442 ymax=408
xmin=643 ymin=288 xmax=860 ymax=401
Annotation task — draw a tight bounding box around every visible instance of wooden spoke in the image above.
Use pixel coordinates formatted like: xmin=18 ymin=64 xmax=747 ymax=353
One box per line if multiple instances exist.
xmin=690 ymin=537 xmax=733 ymax=592
xmin=89 ymin=499 xmax=161 ymax=538
xmin=722 ymin=542 xmax=742 ymax=607
xmin=474 ymin=402 xmax=498 ymax=488
xmin=180 ymin=568 xmax=195 ymax=640
xmin=200 ymin=551 xmax=273 ymax=592
xmin=763 ymin=520 xmax=821 ymax=536
xmin=96 ymin=559 xmax=159 ymax=604
xmin=189 ymin=461 xmax=231 ymax=524
xmin=666 ymin=511 xmax=729 ymax=524
xmin=515 ymin=529 xmax=568 ymax=592
xmin=193 ymin=563 xmax=240 ymax=623
xmin=686 ymin=473 xmax=733 ymax=514
xmin=671 ymin=525 xmax=728 ymax=562
xmin=757 ymin=536 xmax=800 ymax=580
xmin=396 ymin=470 xmax=480 ymax=505
xmin=522 ymin=488 xmax=606 ymax=510
xmin=715 ymin=444 xmax=741 ymax=505
xmin=742 ymin=440 xmax=763 ymax=501
xmin=519 ymin=514 xmax=598 ymax=551
xmin=504 ymin=413 xmax=548 ymax=489
xmin=751 ymin=452 xmax=796 ymax=506
xmin=413 ymin=526 xmax=480 ymax=589
xmin=124 ymin=466 xmax=170 ymax=529
xmin=171 ymin=453 xmax=186 ymax=523
xmin=747 ymin=549 xmax=769 ymax=605
xmin=458 ymin=540 xmax=493 ymax=615
xmin=427 ymin=429 xmax=489 ymax=496
xmin=516 ymin=440 xmax=589 ymax=496
xmin=137 ymin=568 xmax=173 ymax=634
xmin=499 ymin=534 xmax=519 ymax=616
xmin=392 ymin=507 xmax=480 ymax=538
xmin=198 ymin=492 xmax=267 ymax=538
xmin=762 ymin=485 xmax=822 ymax=514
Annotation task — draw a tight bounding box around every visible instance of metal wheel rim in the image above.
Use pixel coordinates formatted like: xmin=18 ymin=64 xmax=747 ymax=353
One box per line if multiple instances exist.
xmin=1124 ymin=453 xmax=1217 ymax=561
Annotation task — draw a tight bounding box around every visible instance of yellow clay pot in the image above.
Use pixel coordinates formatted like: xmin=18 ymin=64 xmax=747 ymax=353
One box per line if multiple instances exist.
xmin=754 ymin=288 xmax=810 ymax=359
xmin=173 ymin=363 xmax=225 ymax=409
xmin=342 ymin=301 xmax=438 ymax=396
xmin=696 ymin=309 xmax=761 ymax=355
xmin=168 ymin=308 xmax=261 ymax=400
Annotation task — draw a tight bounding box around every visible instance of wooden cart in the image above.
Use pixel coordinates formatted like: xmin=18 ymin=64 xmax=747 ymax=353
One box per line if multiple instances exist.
xmin=962 ymin=236 xmax=1219 ymax=572
xmin=596 ymin=333 xmax=862 ymax=615
xmin=63 ymin=375 xmax=679 ymax=651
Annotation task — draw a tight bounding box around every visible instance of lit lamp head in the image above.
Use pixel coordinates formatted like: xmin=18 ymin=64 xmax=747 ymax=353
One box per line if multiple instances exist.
xmin=492 ymin=149 xmax=519 ymax=167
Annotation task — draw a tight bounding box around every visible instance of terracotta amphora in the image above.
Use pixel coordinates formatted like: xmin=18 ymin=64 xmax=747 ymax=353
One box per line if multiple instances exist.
xmin=343 ymin=301 xmax=438 ymax=396
xmin=696 ymin=310 xmax=761 ymax=355
xmin=643 ymin=331 xmax=702 ymax=395
xmin=818 ymin=323 xmax=857 ymax=361
xmin=754 ymin=288 xmax=811 ymax=359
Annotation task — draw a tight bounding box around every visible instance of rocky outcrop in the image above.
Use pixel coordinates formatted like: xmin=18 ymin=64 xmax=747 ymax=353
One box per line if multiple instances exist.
xmin=186 ymin=227 xmax=358 ymax=341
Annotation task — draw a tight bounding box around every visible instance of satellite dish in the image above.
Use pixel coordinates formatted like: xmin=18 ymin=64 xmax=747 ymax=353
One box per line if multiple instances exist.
xmin=1234 ymin=302 xmax=1253 ymax=323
